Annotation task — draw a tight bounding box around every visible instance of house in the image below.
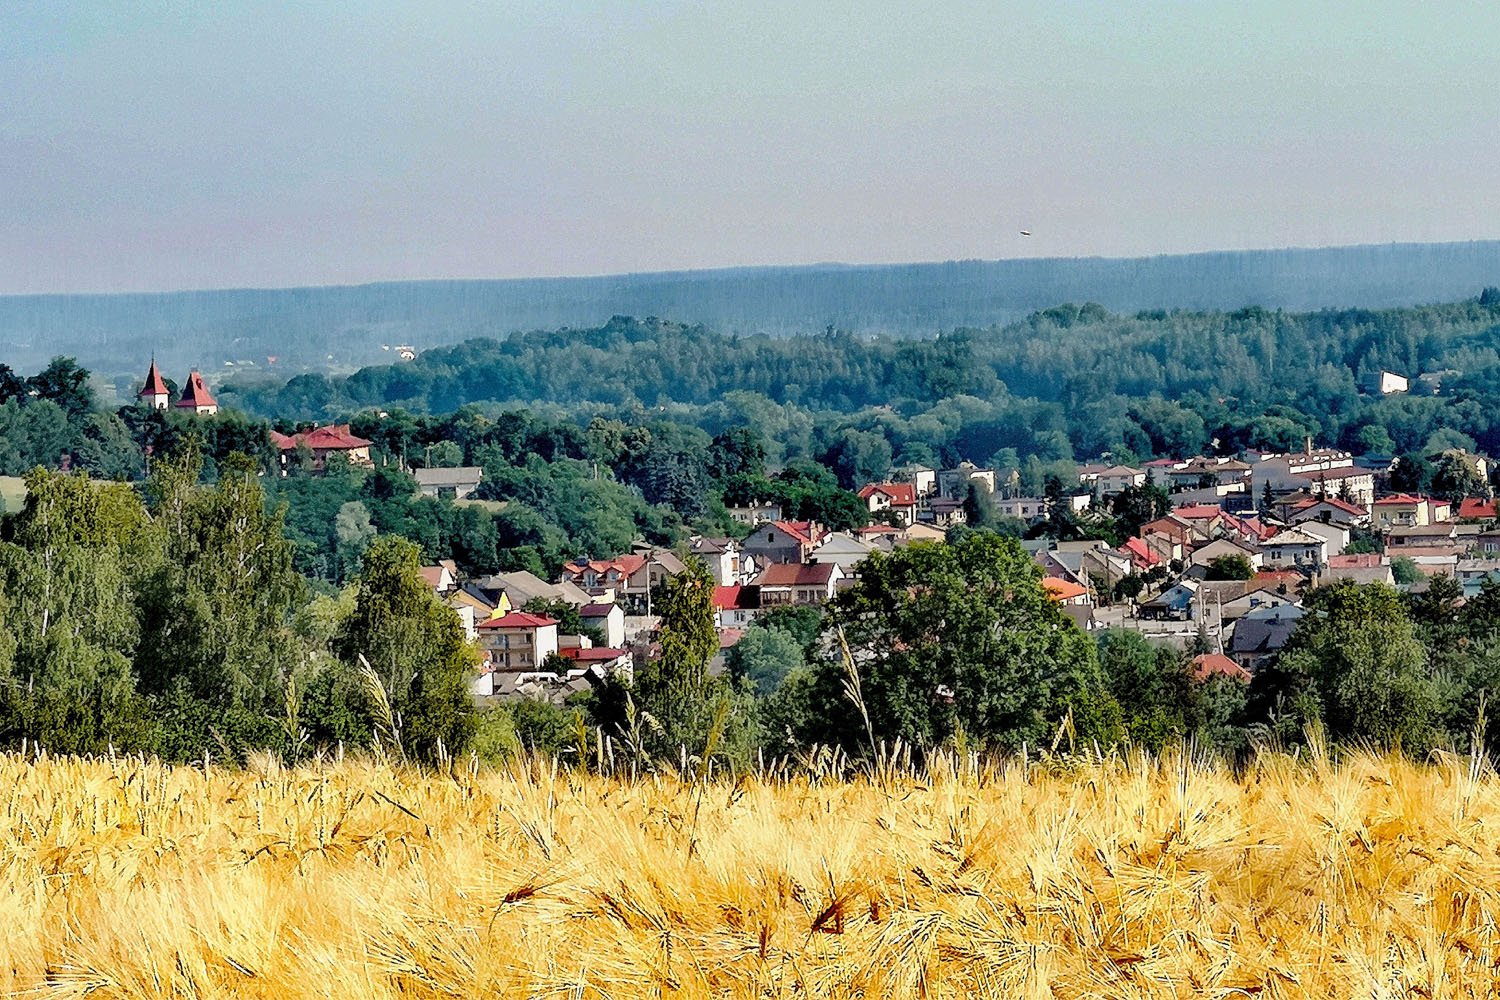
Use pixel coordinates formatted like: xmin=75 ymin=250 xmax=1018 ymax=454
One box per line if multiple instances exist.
xmin=920 ymin=497 xmax=968 ymax=526
xmin=741 ymin=520 xmax=826 ymax=566
xmin=903 ymin=522 xmax=949 ymax=542
xmin=1228 ymin=616 xmax=1300 ymax=672
xmin=752 ymin=562 xmax=844 ymax=606
xmin=937 ymin=462 xmax=996 ymax=499
xmin=1324 ymin=562 xmax=1395 ymax=587
xmin=810 ymin=531 xmax=877 ymax=574
xmin=1288 ymin=497 xmax=1370 ymax=527
xmin=689 ymin=536 xmax=745 ymax=586
xmin=892 ymin=464 xmax=937 ymax=497
xmin=1373 ymin=494 xmax=1442 ymax=529
xmin=557 ymin=644 xmax=633 ymax=680
xmin=1455 ymin=560 xmax=1500 ymax=586
xmin=1188 ymin=536 xmax=1263 ymax=572
xmin=992 ymin=496 xmax=1050 ymax=521
xmin=419 ymin=563 xmax=456 ymax=594
xmin=138 ymin=361 xmax=170 ymax=410
xmin=560 ymin=550 xmax=687 ymax=601
xmin=579 ymin=602 xmax=625 ymax=648
xmin=1140 ymin=579 xmax=1199 ymax=620
xmin=712 ymin=584 xmax=762 ymax=628
xmin=1296 ymin=520 xmax=1350 ymax=558
xmin=858 ymin=482 xmax=918 ymax=525
xmin=449 ymin=581 xmax=506 ymax=622
xmin=414 ymin=466 xmax=483 ymax=500
xmin=1386 ymin=523 xmax=1462 ymax=554
xmin=1457 ymin=498 xmax=1499 ymax=522
xmin=269 ymin=424 xmax=374 ymax=474
xmin=727 ymin=501 xmax=783 ymax=526
xmin=1191 ymin=653 xmax=1251 ymax=684
xmin=476 ymin=611 xmax=560 ymax=671
xmin=1094 ymin=465 xmax=1146 ymax=497
xmin=1218 ymin=585 xmax=1299 ymax=622
xmin=1119 ymin=536 xmax=1162 ymax=572
xmin=1358 ymin=370 xmax=1410 ymax=395
xmin=1480 ymin=529 xmax=1500 ymax=555
xmin=1260 ymin=528 xmax=1328 ymax=568
xmin=477 ymin=570 xmax=591 ymax=608
xmin=1041 ymin=577 xmax=1091 ymax=607
xmin=1167 ymin=457 xmax=1252 ymax=491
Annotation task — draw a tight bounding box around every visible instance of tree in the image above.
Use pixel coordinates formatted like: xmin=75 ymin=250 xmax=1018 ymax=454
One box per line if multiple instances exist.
xmin=1430 ymin=452 xmax=1487 ymax=503
xmin=1390 ymin=453 xmax=1433 ymax=495
xmin=708 ymin=427 xmax=767 ymax=483
xmin=1206 ymin=554 xmax=1255 ymax=581
xmin=1391 ymin=556 xmax=1420 ymax=585
xmin=427 ymin=440 xmax=463 ymax=468
xmin=334 ymin=535 xmax=476 ymax=763
xmin=334 ymin=500 xmax=376 ymax=580
xmin=26 ymin=357 xmax=95 ymax=418
xmin=812 ymin=534 xmax=1104 ymax=752
xmin=726 ymin=625 xmax=805 ymax=694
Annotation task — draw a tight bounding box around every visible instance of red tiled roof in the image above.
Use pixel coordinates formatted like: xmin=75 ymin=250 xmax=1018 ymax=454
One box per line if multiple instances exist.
xmin=562 ymin=554 xmax=648 ymax=579
xmin=270 ymin=424 xmax=372 ymax=451
xmin=1119 ymin=537 xmax=1161 ymax=566
xmin=418 ymin=566 xmax=449 ymax=589
xmin=769 ymin=520 xmax=823 ymax=546
xmin=138 ymin=361 xmax=168 ymax=398
xmin=175 ymin=369 xmax=217 ymax=409
xmin=1374 ymin=493 xmax=1428 ymax=505
xmin=1291 ymin=497 xmax=1368 ymax=516
xmin=578 ymin=602 xmax=616 ymax=618
xmin=1252 ymin=570 xmax=1302 ymax=588
xmin=558 ymin=646 xmax=627 ymax=662
xmin=854 ymin=524 xmax=905 ymax=536
xmin=1172 ymin=504 xmax=1224 ymax=520
xmin=477 ymin=611 xmax=558 ymax=629
xmin=755 ymin=563 xmax=837 ymax=587
xmin=1191 ymin=653 xmax=1251 ymax=683
xmin=1458 ymin=498 xmax=1498 ymax=520
xmin=1328 ymin=553 xmax=1384 ymax=568
xmin=857 ymin=482 xmax=917 ymax=505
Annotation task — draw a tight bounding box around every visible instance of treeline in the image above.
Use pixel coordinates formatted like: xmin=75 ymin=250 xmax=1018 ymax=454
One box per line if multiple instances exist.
xmin=224 ymin=298 xmax=1500 ymax=481
xmin=7 ymin=241 xmax=1499 ymax=374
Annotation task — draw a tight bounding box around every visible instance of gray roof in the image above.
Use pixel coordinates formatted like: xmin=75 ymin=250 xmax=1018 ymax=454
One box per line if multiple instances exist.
xmin=1229 ymin=618 xmax=1299 ymax=656
xmin=414 ymin=466 xmax=483 ymax=486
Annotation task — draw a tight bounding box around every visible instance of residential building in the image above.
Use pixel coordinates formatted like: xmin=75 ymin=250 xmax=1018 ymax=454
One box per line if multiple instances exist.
xmin=920 ymin=497 xmax=967 ymax=526
xmin=1373 ymin=494 xmax=1448 ymax=529
xmin=741 ymin=520 xmax=826 ymax=565
xmin=1228 ymin=615 xmax=1299 ymax=671
xmin=688 ymin=536 xmax=745 ymax=586
xmin=1188 ymin=537 xmax=1263 ymax=572
xmin=992 ymin=496 xmax=1049 ymax=521
xmin=712 ymin=584 xmax=762 ymax=628
xmin=937 ymin=462 xmax=996 ymax=499
xmin=414 ymin=466 xmax=483 ymax=500
xmin=1480 ymin=529 xmax=1500 ymax=555
xmin=476 ymin=611 xmax=560 ymax=671
xmin=419 ymin=563 xmax=456 ymax=594
xmin=892 ymin=464 xmax=937 ymax=497
xmin=726 ymin=501 xmax=782 ymax=526
xmin=810 ymin=531 xmax=877 ymax=574
xmin=1296 ymin=520 xmax=1349 ymax=558
xmin=1386 ymin=523 xmax=1463 ymax=554
xmin=1094 ymin=465 xmax=1145 ymax=497
xmin=1166 ymin=457 xmax=1251 ymax=491
xmin=476 ymin=570 xmax=591 ymax=608
xmin=579 ymin=602 xmax=625 ymax=648
xmin=1041 ymin=577 xmax=1091 ymax=607
xmin=138 ymin=361 xmax=170 ymax=410
xmin=269 ymin=424 xmax=374 ymax=475
xmin=560 ymin=550 xmax=687 ymax=601
xmin=176 ymin=370 xmax=219 ymax=415
xmin=1119 ymin=536 xmax=1163 ymax=572
xmin=1457 ymin=498 xmax=1499 ymax=522
xmin=1191 ymin=653 xmax=1251 ymax=684
xmin=1288 ymin=497 xmax=1370 ymax=527
xmin=753 ymin=562 xmax=844 ymax=606
xmin=1260 ymin=528 xmax=1328 ymax=568
xmin=1324 ymin=562 xmax=1395 ymax=587
xmin=903 ymin=522 xmax=949 ymax=542
xmin=557 ymin=644 xmax=632 ymax=680
xmin=1357 ymin=370 xmax=1409 ymax=395
xmin=857 ymin=482 xmax=918 ymax=525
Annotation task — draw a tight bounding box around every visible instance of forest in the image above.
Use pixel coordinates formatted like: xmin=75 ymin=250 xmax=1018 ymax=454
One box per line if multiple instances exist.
xmin=3 ymin=240 xmax=1498 ymax=374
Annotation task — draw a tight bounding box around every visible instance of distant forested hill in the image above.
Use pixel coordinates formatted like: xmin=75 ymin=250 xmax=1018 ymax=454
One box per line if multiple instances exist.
xmin=3 ymin=241 xmax=1499 ymax=376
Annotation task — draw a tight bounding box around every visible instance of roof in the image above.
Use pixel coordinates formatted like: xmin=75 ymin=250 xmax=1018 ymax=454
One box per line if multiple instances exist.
xmin=578 ymin=602 xmax=617 ymax=618
xmin=1191 ymin=653 xmax=1251 ymax=683
xmin=557 ymin=646 xmax=628 ymax=662
xmin=854 ymin=524 xmax=905 ymax=536
xmin=1264 ymin=528 xmax=1325 ymax=547
xmin=175 ymin=370 xmax=217 ymax=409
xmin=858 ymin=482 xmax=917 ymax=505
xmin=1329 ymin=553 xmax=1384 ymax=568
xmin=1374 ymin=493 xmax=1429 ymax=505
xmin=477 ymin=611 xmax=559 ymax=629
xmin=1042 ymin=577 xmax=1089 ymax=601
xmin=139 ymin=361 xmax=168 ymax=398
xmin=477 ymin=570 xmax=591 ymax=606
xmin=1172 ymin=504 xmax=1225 ymax=520
xmin=1098 ymin=464 xmax=1143 ymax=477
xmin=1252 ymin=570 xmax=1303 ymax=588
xmin=754 ymin=563 xmax=838 ymax=587
xmin=1388 ymin=523 xmax=1458 ymax=536
xmin=718 ymin=628 xmax=746 ymax=650
xmin=766 ymin=520 xmax=823 ymax=546
xmin=270 ymin=424 xmax=372 ymax=451
xmin=1119 ymin=537 xmax=1161 ymax=565
xmin=562 ymin=554 xmax=648 ymax=579
xmin=1291 ymin=497 xmax=1368 ymax=516
xmin=413 ymin=466 xmax=483 ymax=486
xmin=1458 ymin=498 xmax=1498 ymax=520
xmin=418 ymin=566 xmax=450 ymax=589
xmin=1230 ymin=618 xmax=1299 ymax=656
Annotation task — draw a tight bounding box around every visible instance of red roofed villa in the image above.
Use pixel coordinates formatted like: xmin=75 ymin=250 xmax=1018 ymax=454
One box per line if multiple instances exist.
xmin=476 ymin=611 xmax=560 ymax=670
xmin=1191 ymin=653 xmax=1251 ymax=684
xmin=858 ymin=482 xmax=919 ymax=525
xmin=270 ymin=424 xmax=373 ymax=474
xmin=1458 ymin=498 xmax=1498 ymax=521
xmin=1042 ymin=577 xmax=1091 ymax=606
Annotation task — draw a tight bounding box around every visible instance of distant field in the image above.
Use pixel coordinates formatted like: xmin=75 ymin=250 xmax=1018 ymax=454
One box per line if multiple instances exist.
xmin=5 ymin=750 xmax=1499 ymax=998
xmin=0 ymin=475 xmax=26 ymax=514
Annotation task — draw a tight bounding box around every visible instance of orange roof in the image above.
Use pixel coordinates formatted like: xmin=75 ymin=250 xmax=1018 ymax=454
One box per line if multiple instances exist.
xmin=713 ymin=584 xmax=747 ymax=610
xmin=562 ymin=553 xmax=648 ymax=579
xmin=768 ymin=520 xmax=823 ymax=546
xmin=1119 ymin=537 xmax=1161 ymax=566
xmin=1191 ymin=653 xmax=1251 ymax=683
xmin=1042 ymin=577 xmax=1089 ymax=601
xmin=175 ymin=369 xmax=217 ymax=409
xmin=558 ymin=646 xmax=627 ymax=662
xmin=1374 ymin=493 xmax=1428 ymax=505
xmin=1292 ymin=497 xmax=1367 ymax=516
xmin=477 ymin=611 xmax=558 ymax=629
xmin=1328 ymin=553 xmax=1384 ymax=568
xmin=138 ymin=361 xmax=168 ymax=398
xmin=1172 ymin=504 xmax=1224 ymax=520
xmin=418 ymin=566 xmax=450 ymax=589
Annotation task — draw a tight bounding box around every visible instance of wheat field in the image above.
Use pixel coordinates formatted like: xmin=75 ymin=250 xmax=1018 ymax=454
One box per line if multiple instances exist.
xmin=4 ymin=747 xmax=1500 ymax=999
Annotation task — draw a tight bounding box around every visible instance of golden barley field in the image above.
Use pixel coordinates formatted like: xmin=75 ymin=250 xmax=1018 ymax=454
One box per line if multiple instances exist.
xmin=5 ymin=747 xmax=1500 ymax=999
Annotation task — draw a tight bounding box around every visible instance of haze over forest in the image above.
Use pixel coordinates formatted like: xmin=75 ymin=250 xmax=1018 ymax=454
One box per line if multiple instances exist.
xmin=1 ymin=240 xmax=1497 ymax=377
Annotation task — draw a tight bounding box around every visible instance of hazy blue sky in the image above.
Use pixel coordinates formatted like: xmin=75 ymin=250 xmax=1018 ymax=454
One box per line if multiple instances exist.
xmin=3 ymin=1 xmax=1498 ymax=294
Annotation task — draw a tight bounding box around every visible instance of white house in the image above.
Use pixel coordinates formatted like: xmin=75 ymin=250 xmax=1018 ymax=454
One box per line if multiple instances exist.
xmin=1260 ymin=528 xmax=1328 ymax=568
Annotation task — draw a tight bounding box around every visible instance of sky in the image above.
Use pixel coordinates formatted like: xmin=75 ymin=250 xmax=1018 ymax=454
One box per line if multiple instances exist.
xmin=2 ymin=1 xmax=1498 ymax=294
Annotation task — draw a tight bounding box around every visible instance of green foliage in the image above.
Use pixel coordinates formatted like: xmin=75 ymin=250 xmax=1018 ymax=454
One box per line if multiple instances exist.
xmin=725 ymin=626 xmax=805 ymax=695
xmin=1206 ymin=554 xmax=1255 ymax=581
